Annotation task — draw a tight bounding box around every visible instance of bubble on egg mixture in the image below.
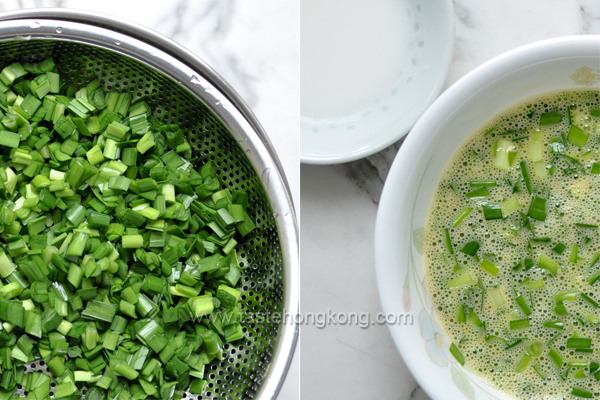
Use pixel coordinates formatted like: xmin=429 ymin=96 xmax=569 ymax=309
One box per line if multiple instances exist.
xmin=424 ymin=90 xmax=600 ymax=399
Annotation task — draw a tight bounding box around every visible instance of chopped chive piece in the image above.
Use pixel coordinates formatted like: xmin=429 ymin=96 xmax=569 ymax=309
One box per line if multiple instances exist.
xmin=82 ymin=300 xmax=118 ymax=323
xmin=516 ymin=295 xmax=532 ymax=316
xmin=568 ymin=361 xmax=589 ymax=368
xmin=484 ymin=125 xmax=497 ymax=136
xmin=444 ymin=228 xmax=454 ymax=254
xmin=530 ymin=237 xmax=551 ymax=243
xmin=495 ymin=139 xmax=514 ymax=170
xmin=527 ymin=196 xmax=546 ymax=221
xmin=449 ymin=343 xmax=465 ymax=365
xmin=482 ymin=204 xmax=503 ymax=220
xmin=526 ymin=341 xmax=543 ymax=358
xmin=589 ymin=270 xmax=600 ymax=286
xmin=571 ymin=388 xmax=593 ymax=398
xmin=502 ymin=197 xmax=520 ymax=216
xmin=566 ymin=338 xmax=591 ymax=349
xmin=575 ymin=223 xmax=598 ymax=228
xmin=515 ymin=353 xmax=532 ymax=373
xmin=555 ymin=301 xmax=568 ymax=316
xmin=466 ymin=187 xmax=489 ymax=198
xmin=539 ymin=111 xmax=563 ymax=125
xmin=136 ymin=131 xmax=155 ymax=154
xmin=480 ymin=259 xmax=499 ymax=276
xmin=532 ymin=364 xmax=547 ymax=380
xmin=456 ymin=305 xmax=467 ymax=322
xmin=520 ymin=161 xmax=534 ymax=194
xmin=460 ymin=241 xmax=480 ymax=256
xmin=452 ymin=207 xmax=471 ymax=227
xmin=469 ymin=180 xmax=497 ymax=187
xmin=552 ymin=243 xmax=566 ymax=255
xmin=448 ymin=273 xmax=473 ymax=288
xmin=527 ymin=279 xmax=545 ymax=290
xmin=555 ymin=290 xmax=578 ymax=302
xmin=543 ymin=320 xmax=564 ymax=330
xmin=505 ymin=339 xmax=523 ymax=350
xmin=539 ymin=254 xmax=558 ymax=276
xmin=0 ymin=131 xmax=20 ymax=148
xmin=567 ymin=125 xmax=589 ymax=148
xmin=121 ymin=234 xmax=143 ymax=249
xmin=569 ymin=244 xmax=579 ymax=264
xmin=581 ymin=293 xmax=599 ymax=308
xmin=548 ymin=348 xmax=563 ymax=367
xmin=510 ymin=318 xmax=530 ymax=330
xmin=467 ymin=310 xmax=483 ymax=327
xmin=529 ymin=130 xmax=544 ymax=162
xmin=0 ymin=62 xmax=256 ymax=398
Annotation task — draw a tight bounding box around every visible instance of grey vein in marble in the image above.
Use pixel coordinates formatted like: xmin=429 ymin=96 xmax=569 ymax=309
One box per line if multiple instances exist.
xmin=579 ymin=0 xmax=600 ymax=34
xmin=334 ymin=137 xmax=404 ymax=204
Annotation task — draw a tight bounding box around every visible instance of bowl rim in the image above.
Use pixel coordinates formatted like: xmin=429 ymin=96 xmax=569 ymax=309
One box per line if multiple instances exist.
xmin=300 ymin=0 xmax=455 ymax=165
xmin=0 ymin=9 xmax=299 ymax=400
xmin=375 ymin=35 xmax=600 ymax=400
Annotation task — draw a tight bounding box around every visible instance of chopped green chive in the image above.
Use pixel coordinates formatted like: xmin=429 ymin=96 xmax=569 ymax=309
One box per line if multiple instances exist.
xmin=510 ymin=318 xmax=530 ymax=330
xmin=548 ymin=348 xmax=563 ymax=367
xmin=552 ymin=243 xmax=566 ymax=255
xmin=527 ymin=279 xmax=545 ymax=290
xmin=569 ymin=244 xmax=579 ymax=264
xmin=581 ymin=293 xmax=599 ymax=308
xmin=555 ymin=290 xmax=578 ymax=302
xmin=539 ymin=254 xmax=558 ymax=276
xmin=520 ymin=161 xmax=534 ymax=194
xmin=448 ymin=273 xmax=473 ymax=288
xmin=527 ymin=196 xmax=547 ymax=221
xmin=449 ymin=343 xmax=465 ymax=365
xmin=466 ymin=187 xmax=490 ymax=198
xmin=501 ymin=197 xmax=520 ymax=216
xmin=589 ymin=271 xmax=600 ymax=286
xmin=481 ymin=259 xmax=499 ymax=276
xmin=575 ymin=223 xmax=598 ymax=228
xmin=543 ymin=320 xmax=564 ymax=330
xmin=469 ymin=180 xmax=497 ymax=187
xmin=516 ymin=295 xmax=532 ymax=316
xmin=555 ymin=301 xmax=568 ymax=316
xmin=571 ymin=388 xmax=593 ymax=399
xmin=567 ymin=338 xmax=592 ymax=349
xmin=567 ymin=124 xmax=589 ymax=148
xmin=505 ymin=339 xmax=523 ymax=350
xmin=539 ymin=111 xmax=563 ymax=125
xmin=0 ymin=58 xmax=255 ymax=398
xmin=482 ymin=204 xmax=503 ymax=220
xmin=515 ymin=353 xmax=532 ymax=373
xmin=452 ymin=207 xmax=471 ymax=227
xmin=444 ymin=228 xmax=454 ymax=254
xmin=460 ymin=241 xmax=480 ymax=256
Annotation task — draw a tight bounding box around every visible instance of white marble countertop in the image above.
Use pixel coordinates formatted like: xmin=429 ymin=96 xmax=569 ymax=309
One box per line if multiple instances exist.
xmin=301 ymin=1 xmax=600 ymax=399
xmin=0 ymin=0 xmax=299 ymax=399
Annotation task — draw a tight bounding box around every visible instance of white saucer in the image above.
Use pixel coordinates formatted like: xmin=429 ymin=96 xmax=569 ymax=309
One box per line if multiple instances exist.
xmin=300 ymin=0 xmax=455 ymax=165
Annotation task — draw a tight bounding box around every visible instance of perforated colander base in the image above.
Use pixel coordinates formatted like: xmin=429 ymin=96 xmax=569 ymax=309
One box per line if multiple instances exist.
xmin=0 ymin=39 xmax=284 ymax=400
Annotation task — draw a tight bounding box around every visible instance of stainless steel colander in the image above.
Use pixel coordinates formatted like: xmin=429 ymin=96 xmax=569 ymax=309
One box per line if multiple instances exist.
xmin=0 ymin=8 xmax=298 ymax=400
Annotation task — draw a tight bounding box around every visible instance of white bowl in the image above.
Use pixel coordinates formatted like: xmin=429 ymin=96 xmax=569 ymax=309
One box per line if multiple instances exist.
xmin=375 ymin=36 xmax=600 ymax=400
xmin=300 ymin=0 xmax=454 ymax=165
